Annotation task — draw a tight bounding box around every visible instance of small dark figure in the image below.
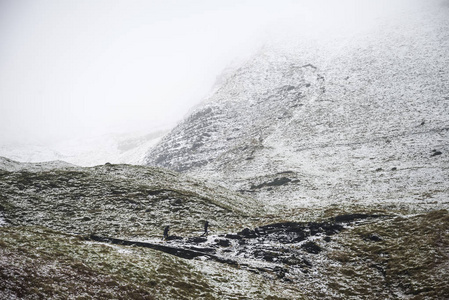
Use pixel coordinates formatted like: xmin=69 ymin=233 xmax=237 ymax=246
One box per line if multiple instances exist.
xmin=163 ymin=225 xmax=170 ymax=240
xmin=201 ymin=221 xmax=209 ymax=236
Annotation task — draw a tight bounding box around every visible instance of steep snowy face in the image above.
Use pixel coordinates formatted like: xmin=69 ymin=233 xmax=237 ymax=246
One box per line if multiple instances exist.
xmin=146 ymin=1 xmax=449 ymax=210
xmin=145 ymin=51 xmax=324 ymax=173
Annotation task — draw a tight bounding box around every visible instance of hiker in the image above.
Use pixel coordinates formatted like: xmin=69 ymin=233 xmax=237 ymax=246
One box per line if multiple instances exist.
xmin=163 ymin=225 xmax=170 ymax=240
xmin=201 ymin=221 xmax=209 ymax=237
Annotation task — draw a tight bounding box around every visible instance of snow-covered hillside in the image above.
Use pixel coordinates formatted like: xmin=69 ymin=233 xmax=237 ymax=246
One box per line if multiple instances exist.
xmin=0 ymin=129 xmax=168 ymax=167
xmin=145 ymin=0 xmax=449 ymax=211
xmin=0 ymin=156 xmax=76 ymax=172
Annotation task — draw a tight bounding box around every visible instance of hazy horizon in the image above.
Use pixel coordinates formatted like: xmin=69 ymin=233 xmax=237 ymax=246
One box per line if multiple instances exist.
xmin=0 ymin=0 xmax=280 ymax=145
xmin=0 ymin=0 xmax=426 ymax=146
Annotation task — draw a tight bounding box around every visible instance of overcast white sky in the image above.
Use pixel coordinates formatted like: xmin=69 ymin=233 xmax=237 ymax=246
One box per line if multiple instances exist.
xmin=0 ymin=0 xmax=280 ymax=144
xmin=0 ymin=0 xmax=416 ymax=145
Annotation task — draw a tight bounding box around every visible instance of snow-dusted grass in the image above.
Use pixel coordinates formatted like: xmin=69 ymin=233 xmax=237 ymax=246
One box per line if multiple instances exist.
xmin=0 ymin=214 xmax=6 ymax=227
xmin=0 ymin=226 xmax=157 ymax=299
xmin=0 ymin=160 xmax=265 ymax=241
xmin=322 ymin=210 xmax=449 ymax=298
xmin=0 ymin=156 xmax=76 ymax=172
xmin=0 ymin=226 xmax=310 ymax=299
xmin=1 ymin=160 xmax=448 ymax=299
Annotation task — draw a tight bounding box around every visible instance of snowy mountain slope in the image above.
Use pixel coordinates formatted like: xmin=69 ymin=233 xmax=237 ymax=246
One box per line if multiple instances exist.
xmin=0 ymin=156 xmax=76 ymax=172
xmin=0 ymin=129 xmax=168 ymax=167
xmin=145 ymin=1 xmax=449 ymax=211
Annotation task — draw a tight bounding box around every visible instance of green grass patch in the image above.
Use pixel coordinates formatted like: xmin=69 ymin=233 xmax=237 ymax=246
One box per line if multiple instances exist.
xmin=325 ymin=209 xmax=449 ymax=298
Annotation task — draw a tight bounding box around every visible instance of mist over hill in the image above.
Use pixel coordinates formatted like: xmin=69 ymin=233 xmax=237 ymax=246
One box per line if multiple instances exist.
xmin=0 ymin=129 xmax=168 ymax=167
xmin=145 ymin=0 xmax=449 ymax=212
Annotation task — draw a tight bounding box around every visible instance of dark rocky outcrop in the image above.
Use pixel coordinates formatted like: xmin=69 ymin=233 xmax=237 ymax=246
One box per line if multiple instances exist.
xmin=334 ymin=214 xmax=381 ymax=223
xmin=301 ymin=241 xmax=322 ymax=254
xmin=215 ymin=239 xmax=231 ymax=247
xmin=250 ymin=177 xmax=292 ymax=190
xmin=88 ymin=235 xmax=211 ymax=260
xmin=237 ymin=228 xmax=258 ymax=238
xmin=186 ymin=237 xmax=208 ymax=244
xmin=87 ymin=214 xmax=384 ymax=280
xmin=364 ymin=233 xmax=382 ymax=242
xmin=431 ymin=150 xmax=442 ymax=157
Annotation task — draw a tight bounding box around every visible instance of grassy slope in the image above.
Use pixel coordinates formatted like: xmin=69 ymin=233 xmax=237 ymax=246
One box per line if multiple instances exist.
xmin=1 ymin=161 xmax=448 ymax=299
xmin=0 ymin=226 xmax=304 ymax=299
xmin=323 ymin=210 xmax=449 ymax=299
xmin=1 ymin=211 xmax=447 ymax=299
xmin=0 ymin=164 xmax=264 ymax=239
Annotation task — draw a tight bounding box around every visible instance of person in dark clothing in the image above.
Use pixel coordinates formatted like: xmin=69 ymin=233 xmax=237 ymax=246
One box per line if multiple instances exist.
xmin=163 ymin=225 xmax=170 ymax=240
xmin=201 ymin=221 xmax=209 ymax=236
